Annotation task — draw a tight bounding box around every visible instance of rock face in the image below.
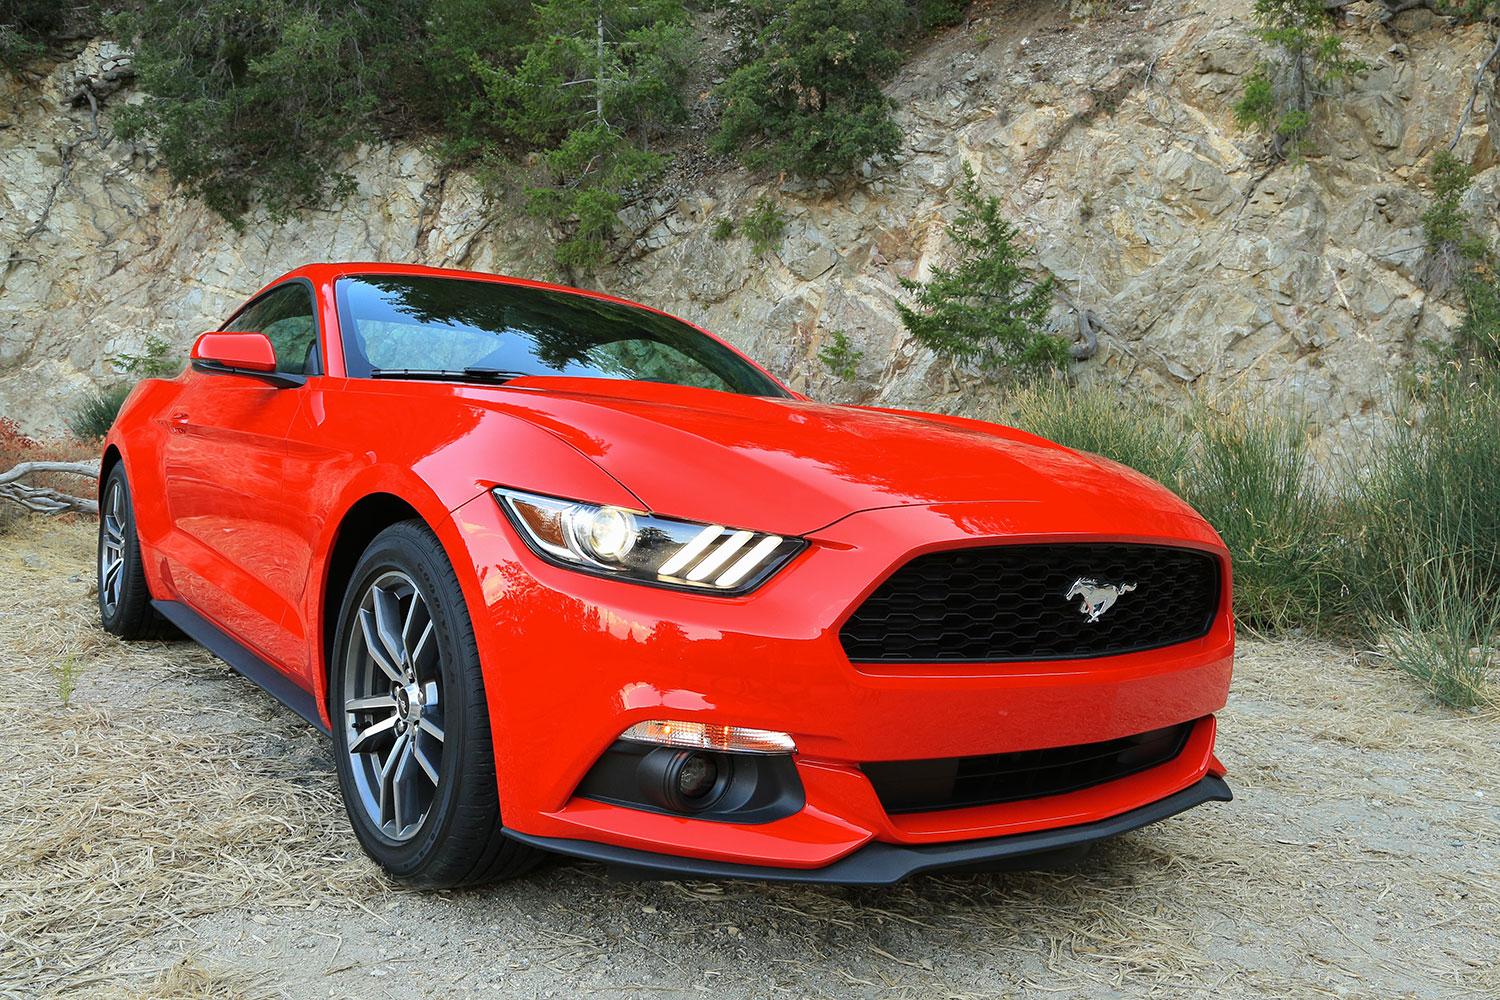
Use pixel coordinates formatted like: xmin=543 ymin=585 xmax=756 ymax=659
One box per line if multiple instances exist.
xmin=1 ymin=2 xmax=1494 ymax=452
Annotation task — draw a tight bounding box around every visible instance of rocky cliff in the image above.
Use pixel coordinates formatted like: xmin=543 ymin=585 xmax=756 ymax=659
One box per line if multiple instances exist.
xmin=1 ymin=1 xmax=1495 ymax=451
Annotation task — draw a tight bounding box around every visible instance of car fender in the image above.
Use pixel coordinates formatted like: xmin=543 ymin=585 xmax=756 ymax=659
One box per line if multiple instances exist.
xmin=101 ymin=376 xmax=186 ymax=599
xmin=304 ymin=464 xmax=481 ymax=725
xmin=302 ymin=410 xmax=638 ymax=727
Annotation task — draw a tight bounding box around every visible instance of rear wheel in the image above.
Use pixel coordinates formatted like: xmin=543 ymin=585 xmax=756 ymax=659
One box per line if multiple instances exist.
xmin=330 ymin=521 xmax=541 ymax=887
xmin=97 ymin=465 xmax=174 ymax=640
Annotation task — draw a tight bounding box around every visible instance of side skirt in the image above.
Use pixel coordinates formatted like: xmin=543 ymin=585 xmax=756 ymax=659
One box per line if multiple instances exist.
xmin=151 ymin=599 xmax=330 ymax=735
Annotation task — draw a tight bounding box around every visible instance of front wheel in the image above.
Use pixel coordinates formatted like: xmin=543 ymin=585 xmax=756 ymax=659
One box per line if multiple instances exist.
xmin=330 ymin=521 xmax=541 ymax=887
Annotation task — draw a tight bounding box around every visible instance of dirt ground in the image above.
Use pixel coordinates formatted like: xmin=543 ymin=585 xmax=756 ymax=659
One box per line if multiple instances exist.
xmin=2 ymin=519 xmax=1497 ymax=1000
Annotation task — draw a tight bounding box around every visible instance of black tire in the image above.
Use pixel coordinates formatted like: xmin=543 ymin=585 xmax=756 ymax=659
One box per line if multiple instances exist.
xmin=97 ymin=464 xmax=175 ymax=640
xmin=330 ymin=520 xmax=542 ymax=887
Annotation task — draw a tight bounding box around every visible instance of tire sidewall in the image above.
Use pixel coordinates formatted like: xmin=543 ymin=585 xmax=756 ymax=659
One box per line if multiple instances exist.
xmin=330 ymin=525 xmax=482 ymax=880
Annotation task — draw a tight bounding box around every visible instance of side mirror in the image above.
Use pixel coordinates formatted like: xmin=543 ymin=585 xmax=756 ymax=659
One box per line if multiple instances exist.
xmin=190 ymin=331 xmax=303 ymax=388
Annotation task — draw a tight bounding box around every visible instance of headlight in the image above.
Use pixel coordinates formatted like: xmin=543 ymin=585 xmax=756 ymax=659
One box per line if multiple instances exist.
xmin=493 ymin=488 xmax=803 ymax=593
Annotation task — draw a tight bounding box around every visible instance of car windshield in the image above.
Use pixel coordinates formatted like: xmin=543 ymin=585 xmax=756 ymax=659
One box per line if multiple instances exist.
xmin=335 ymin=274 xmax=786 ymax=396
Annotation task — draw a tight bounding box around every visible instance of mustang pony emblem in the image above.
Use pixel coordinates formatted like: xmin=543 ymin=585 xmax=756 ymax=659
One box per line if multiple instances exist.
xmin=1065 ymin=578 xmax=1138 ymax=623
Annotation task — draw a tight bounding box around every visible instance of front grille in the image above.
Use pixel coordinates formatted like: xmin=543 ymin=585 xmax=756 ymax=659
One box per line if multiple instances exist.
xmin=863 ymin=722 xmax=1194 ymax=814
xmin=840 ymin=543 xmax=1221 ymax=663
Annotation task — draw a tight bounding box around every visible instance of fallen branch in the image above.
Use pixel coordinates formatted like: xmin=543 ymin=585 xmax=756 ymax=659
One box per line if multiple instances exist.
xmin=0 ymin=461 xmax=99 ymax=516
xmin=1452 ymin=31 xmax=1500 ymax=151
xmin=1051 ymin=286 xmax=1112 ymax=362
xmin=1071 ymin=310 xmax=1100 ymax=361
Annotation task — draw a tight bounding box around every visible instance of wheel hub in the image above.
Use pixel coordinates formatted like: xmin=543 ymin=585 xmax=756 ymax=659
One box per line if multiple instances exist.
xmin=394 ymin=682 xmax=422 ymax=723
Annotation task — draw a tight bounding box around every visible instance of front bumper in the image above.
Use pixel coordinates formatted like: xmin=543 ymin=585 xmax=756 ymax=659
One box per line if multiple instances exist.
xmin=505 ymin=775 xmax=1233 ymax=884
xmin=450 ymin=493 xmax=1235 ymax=873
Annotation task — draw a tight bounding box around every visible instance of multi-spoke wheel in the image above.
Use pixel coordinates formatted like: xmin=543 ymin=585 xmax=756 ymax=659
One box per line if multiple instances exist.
xmin=99 ymin=478 xmax=127 ymax=619
xmin=96 ymin=464 xmax=174 ymax=640
xmin=343 ymin=571 xmax=447 ymax=842
xmin=330 ymin=521 xmax=542 ymax=886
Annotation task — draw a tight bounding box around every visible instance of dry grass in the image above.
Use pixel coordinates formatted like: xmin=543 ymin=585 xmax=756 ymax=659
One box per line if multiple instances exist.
xmin=0 ymin=523 xmax=384 ymax=998
xmin=102 ymin=958 xmax=275 ymax=1000
xmin=2 ymin=519 xmax=1498 ymax=999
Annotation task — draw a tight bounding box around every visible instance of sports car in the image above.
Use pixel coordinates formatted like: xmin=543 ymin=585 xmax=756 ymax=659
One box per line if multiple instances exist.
xmin=98 ymin=262 xmax=1233 ymax=886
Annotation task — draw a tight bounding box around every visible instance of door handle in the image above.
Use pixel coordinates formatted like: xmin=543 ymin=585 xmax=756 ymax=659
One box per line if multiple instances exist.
xmin=168 ymin=411 xmax=189 ymax=432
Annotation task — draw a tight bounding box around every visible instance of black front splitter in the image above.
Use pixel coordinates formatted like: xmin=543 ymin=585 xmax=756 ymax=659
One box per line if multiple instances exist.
xmin=504 ymin=774 xmax=1232 ymax=886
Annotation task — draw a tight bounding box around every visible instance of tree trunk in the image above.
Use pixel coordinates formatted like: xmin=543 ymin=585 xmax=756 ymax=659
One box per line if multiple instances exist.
xmin=596 ymin=7 xmax=606 ymax=125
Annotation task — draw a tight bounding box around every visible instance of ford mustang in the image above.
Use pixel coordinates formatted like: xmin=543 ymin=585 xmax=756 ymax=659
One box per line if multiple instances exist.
xmin=98 ymin=262 xmax=1233 ymax=887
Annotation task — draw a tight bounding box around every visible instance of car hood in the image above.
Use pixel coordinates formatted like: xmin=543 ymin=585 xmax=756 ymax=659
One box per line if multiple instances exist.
xmin=466 ymin=377 xmax=1203 ymax=537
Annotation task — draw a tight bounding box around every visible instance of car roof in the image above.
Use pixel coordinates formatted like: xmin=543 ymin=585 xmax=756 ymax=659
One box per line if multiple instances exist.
xmin=256 ymin=262 xmax=663 ymax=316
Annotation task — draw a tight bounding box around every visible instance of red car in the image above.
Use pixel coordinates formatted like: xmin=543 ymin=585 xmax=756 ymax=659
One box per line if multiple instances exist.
xmin=98 ymin=263 xmax=1233 ymax=886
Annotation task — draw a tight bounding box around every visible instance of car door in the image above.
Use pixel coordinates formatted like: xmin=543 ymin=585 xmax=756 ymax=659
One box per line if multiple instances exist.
xmin=160 ymin=281 xmax=323 ymax=677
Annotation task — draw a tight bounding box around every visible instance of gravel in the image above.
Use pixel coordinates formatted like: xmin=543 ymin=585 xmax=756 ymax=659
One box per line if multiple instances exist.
xmin=3 ymin=520 xmax=1497 ymax=999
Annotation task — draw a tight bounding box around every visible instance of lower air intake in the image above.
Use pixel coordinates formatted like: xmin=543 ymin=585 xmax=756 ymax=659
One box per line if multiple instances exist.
xmin=862 ymin=722 xmax=1195 ymax=814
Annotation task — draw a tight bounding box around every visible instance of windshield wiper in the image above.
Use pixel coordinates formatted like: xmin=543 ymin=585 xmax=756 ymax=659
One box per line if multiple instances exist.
xmin=368 ymin=367 xmax=531 ymax=384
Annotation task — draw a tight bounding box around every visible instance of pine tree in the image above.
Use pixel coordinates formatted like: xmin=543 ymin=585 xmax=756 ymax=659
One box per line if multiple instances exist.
xmin=479 ymin=0 xmax=691 ymax=271
xmin=897 ymin=165 xmax=1067 ymax=376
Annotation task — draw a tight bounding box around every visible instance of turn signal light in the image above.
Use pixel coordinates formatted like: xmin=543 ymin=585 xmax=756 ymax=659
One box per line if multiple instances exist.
xmin=620 ymin=720 xmax=796 ymax=755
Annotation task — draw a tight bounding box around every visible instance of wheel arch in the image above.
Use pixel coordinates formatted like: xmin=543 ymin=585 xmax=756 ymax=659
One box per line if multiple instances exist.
xmin=318 ymin=492 xmax=426 ymax=715
xmin=98 ymin=444 xmax=123 ymax=500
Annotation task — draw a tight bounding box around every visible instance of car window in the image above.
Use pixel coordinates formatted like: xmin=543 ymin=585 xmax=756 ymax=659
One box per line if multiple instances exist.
xmin=335 ymin=274 xmax=787 ymax=397
xmin=225 ymin=282 xmax=320 ymax=375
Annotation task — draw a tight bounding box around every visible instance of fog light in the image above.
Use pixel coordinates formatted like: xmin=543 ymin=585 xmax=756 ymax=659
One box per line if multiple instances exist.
xmin=620 ymin=720 xmax=796 ymax=755
xmin=676 ymin=752 xmax=719 ymax=801
xmin=636 ymin=749 xmax=731 ymax=812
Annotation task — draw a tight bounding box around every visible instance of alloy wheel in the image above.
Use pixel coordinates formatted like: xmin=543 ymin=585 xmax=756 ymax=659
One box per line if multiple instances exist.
xmin=342 ymin=570 xmax=446 ymax=842
xmin=99 ymin=479 xmax=126 ymax=618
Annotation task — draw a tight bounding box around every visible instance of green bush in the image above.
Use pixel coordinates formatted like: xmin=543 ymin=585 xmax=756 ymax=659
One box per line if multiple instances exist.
xmin=1457 ymin=268 xmax=1500 ymax=364
xmin=911 ymin=0 xmax=967 ymax=31
xmin=1337 ymin=151 xmax=1500 ymax=707
xmin=110 ymin=334 xmax=181 ymax=379
xmin=1189 ymin=402 xmax=1341 ymax=633
xmin=1 ymin=0 xmax=104 ymax=74
xmin=65 ymin=337 xmax=183 ymax=442
xmin=1419 ymin=150 xmax=1500 ymax=364
xmin=98 ymin=0 xmax=965 ymax=243
xmin=710 ymin=217 xmax=735 ymax=242
xmin=1353 ymin=367 xmax=1500 ymax=621
xmin=818 ymin=330 xmax=863 ymax=380
xmin=898 ymin=165 xmax=1068 ymax=376
xmin=741 ymin=196 xmax=786 ymax=256
xmin=392 ymin=0 xmax=532 ymax=160
xmin=480 ymin=0 xmax=691 ymax=272
xmin=112 ymin=0 xmax=690 ymax=267
xmin=1233 ymin=0 xmax=1365 ymax=158
xmin=523 ymin=123 xmax=668 ymax=272
xmin=1422 ymin=151 xmax=1486 ymax=261
xmin=67 ymin=382 xmax=132 ymax=441
xmin=712 ymin=0 xmax=906 ymax=178
xmin=1377 ymin=559 xmax=1498 ymax=709
xmin=111 ymin=0 xmax=419 ymax=228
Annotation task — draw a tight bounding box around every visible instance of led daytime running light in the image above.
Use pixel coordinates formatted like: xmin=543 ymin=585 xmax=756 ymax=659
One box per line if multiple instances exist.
xmin=494 ymin=488 xmax=798 ymax=593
